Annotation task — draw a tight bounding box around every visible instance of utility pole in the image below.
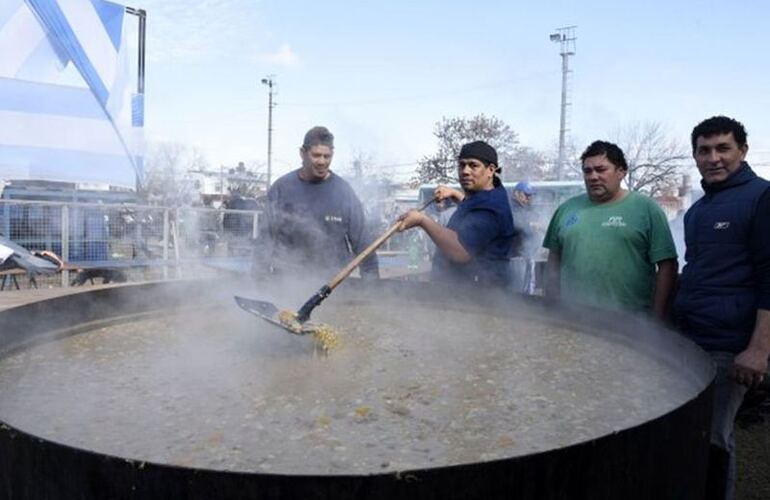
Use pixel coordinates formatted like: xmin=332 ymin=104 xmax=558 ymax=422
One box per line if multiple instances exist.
xmin=353 ymin=159 xmax=362 ymax=183
xmin=125 ymin=7 xmax=146 ymax=94
xmin=219 ymin=165 xmax=224 ymax=197
xmin=260 ymin=75 xmax=277 ymax=189
xmin=125 ymin=6 xmax=146 ymax=193
xmin=549 ymin=26 xmax=577 ymax=180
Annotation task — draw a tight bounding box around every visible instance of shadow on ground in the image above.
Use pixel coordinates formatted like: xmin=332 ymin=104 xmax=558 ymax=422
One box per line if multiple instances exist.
xmin=736 ymin=386 xmax=770 ymax=499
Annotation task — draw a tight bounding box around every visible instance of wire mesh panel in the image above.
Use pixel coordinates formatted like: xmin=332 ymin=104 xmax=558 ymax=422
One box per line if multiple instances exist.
xmin=176 ymin=207 xmax=221 ymax=259
xmin=103 ymin=205 xmax=168 ymax=262
xmin=174 ymin=207 xmax=258 ymax=259
xmin=0 ymin=201 xmax=63 ymax=254
xmin=221 ymin=208 xmax=259 ymax=257
xmin=0 ymin=200 xmax=261 ymax=287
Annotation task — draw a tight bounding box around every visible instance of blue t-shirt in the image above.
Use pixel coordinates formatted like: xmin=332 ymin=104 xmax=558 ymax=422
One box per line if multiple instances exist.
xmin=430 ymin=185 xmax=515 ymax=287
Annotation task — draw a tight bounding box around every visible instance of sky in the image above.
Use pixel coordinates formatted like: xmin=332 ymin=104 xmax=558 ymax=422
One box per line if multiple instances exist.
xmin=130 ymin=0 xmax=770 ymax=182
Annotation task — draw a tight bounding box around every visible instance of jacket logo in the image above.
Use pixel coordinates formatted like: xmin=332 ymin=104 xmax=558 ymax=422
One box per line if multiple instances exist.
xmin=564 ymin=214 xmax=578 ymax=227
xmin=602 ymin=216 xmax=626 ymax=228
xmin=324 ymin=215 xmax=343 ymax=223
xmin=713 ymin=221 xmax=730 ymax=230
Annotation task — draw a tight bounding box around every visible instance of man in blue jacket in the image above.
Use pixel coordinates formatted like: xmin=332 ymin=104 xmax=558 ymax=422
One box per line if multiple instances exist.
xmin=675 ymin=116 xmax=770 ymax=500
xmin=397 ymin=141 xmax=515 ymax=288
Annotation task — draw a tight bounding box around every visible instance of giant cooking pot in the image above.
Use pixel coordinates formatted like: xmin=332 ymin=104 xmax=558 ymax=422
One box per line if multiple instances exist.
xmin=0 ymin=279 xmax=714 ymax=499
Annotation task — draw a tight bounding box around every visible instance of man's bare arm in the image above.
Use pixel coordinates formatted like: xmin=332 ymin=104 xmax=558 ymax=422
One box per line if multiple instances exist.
xmin=733 ymin=309 xmax=770 ymax=388
xmin=652 ymin=258 xmax=678 ymax=322
xmin=398 ymin=210 xmax=471 ymax=264
xmin=545 ymin=250 xmax=561 ymax=302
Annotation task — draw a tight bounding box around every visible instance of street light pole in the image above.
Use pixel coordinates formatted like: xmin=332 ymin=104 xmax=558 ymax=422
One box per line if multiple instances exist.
xmin=124 ymin=6 xmax=146 ymax=193
xmin=549 ymin=26 xmax=577 ymax=180
xmin=260 ymin=75 xmax=277 ymax=188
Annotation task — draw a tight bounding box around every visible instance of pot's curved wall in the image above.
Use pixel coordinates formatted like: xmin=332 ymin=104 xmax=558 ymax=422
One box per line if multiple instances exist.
xmin=0 ymin=280 xmax=714 ymax=500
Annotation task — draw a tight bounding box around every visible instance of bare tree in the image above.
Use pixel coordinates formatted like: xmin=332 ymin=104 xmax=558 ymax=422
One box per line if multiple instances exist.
xmin=504 ymin=147 xmax=550 ymax=182
xmin=226 ymin=161 xmax=265 ymax=198
xmin=341 ymin=151 xmax=397 ymax=185
xmin=337 ymin=150 xmax=374 ymax=189
xmin=141 ymin=141 xmax=209 ymax=206
xmin=611 ymin=122 xmax=688 ymax=197
xmin=339 ymin=150 xmax=398 ymax=218
xmin=550 ymin=137 xmax=584 ymax=182
xmin=416 ymin=114 xmax=521 ymax=184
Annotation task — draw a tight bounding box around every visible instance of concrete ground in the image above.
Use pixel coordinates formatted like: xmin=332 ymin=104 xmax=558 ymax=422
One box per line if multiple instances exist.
xmin=736 ymin=388 xmax=770 ymax=499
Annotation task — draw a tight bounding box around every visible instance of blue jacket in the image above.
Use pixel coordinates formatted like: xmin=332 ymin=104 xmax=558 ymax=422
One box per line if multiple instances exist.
xmin=675 ymin=163 xmax=770 ymax=353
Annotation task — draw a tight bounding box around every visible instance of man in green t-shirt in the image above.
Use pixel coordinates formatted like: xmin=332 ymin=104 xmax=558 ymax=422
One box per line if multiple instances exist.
xmin=542 ymin=140 xmax=678 ymax=320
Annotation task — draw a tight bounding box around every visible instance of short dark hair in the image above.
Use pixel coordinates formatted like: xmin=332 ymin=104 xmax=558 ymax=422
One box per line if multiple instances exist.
xmin=302 ymin=126 xmax=334 ymax=150
xmin=690 ymin=116 xmax=747 ymax=152
xmin=580 ymin=140 xmax=628 ymax=171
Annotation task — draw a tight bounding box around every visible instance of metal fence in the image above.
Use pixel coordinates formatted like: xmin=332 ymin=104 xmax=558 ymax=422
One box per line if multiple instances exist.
xmin=0 ymin=200 xmax=260 ymax=287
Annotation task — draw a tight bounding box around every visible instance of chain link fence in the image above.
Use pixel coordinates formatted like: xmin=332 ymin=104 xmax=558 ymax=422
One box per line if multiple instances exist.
xmin=0 ymin=200 xmax=260 ymax=288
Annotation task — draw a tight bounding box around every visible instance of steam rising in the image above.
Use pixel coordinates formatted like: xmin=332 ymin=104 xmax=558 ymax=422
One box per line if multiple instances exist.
xmin=0 ymin=278 xmax=709 ymax=474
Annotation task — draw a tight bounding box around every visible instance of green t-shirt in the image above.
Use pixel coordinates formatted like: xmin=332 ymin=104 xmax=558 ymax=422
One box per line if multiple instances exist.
xmin=543 ymin=191 xmax=677 ymax=312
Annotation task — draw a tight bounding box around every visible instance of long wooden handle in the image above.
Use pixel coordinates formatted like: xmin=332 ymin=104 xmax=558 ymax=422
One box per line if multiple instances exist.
xmin=327 ymin=198 xmax=435 ymax=291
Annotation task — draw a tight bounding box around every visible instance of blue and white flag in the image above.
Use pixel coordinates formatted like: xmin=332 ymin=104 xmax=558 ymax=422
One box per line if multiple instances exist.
xmin=0 ymin=0 xmax=143 ymax=188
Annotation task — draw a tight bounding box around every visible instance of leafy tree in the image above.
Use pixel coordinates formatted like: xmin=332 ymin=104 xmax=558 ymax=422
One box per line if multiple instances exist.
xmin=416 ymin=114 xmax=523 ymax=184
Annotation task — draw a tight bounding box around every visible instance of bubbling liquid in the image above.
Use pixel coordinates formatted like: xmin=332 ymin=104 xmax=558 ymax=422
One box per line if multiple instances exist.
xmin=0 ymin=301 xmax=696 ymax=474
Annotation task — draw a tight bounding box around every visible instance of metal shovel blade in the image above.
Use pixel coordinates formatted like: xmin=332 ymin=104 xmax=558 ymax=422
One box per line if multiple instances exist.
xmin=234 ymin=295 xmax=308 ymax=335
xmin=234 ymin=295 xmax=279 ymax=318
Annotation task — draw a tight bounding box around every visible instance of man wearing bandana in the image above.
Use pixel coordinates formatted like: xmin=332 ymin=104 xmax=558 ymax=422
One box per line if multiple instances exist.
xmin=398 ymin=141 xmax=514 ymax=288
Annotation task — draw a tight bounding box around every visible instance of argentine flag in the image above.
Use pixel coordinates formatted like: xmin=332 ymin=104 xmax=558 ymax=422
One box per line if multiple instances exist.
xmin=0 ymin=0 xmax=143 ymax=188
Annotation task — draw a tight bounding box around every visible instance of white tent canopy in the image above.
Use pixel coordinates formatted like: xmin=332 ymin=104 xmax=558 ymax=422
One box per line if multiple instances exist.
xmin=0 ymin=0 xmax=143 ymax=189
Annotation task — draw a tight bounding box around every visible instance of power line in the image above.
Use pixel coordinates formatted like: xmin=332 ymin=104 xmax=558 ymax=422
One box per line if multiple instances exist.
xmin=373 ymin=161 xmax=420 ymax=169
xmin=279 ymin=71 xmax=556 ymax=108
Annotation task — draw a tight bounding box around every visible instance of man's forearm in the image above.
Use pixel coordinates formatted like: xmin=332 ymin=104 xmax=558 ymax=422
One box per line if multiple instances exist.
xmin=545 ymin=250 xmax=561 ymax=301
xmin=419 ymin=216 xmax=472 ymax=264
xmin=747 ymin=309 xmax=770 ymax=359
xmin=652 ymin=259 xmax=678 ymax=321
xmin=733 ymin=309 xmax=770 ymax=387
